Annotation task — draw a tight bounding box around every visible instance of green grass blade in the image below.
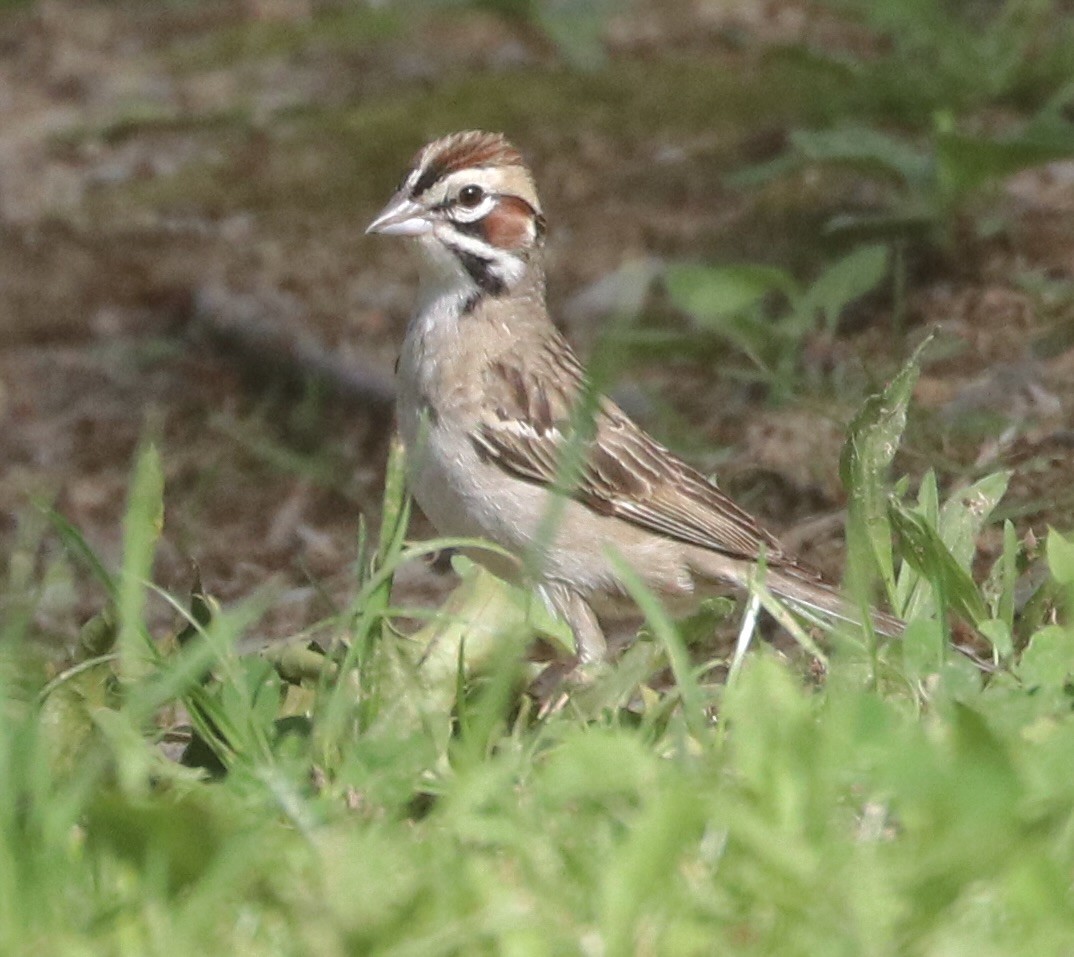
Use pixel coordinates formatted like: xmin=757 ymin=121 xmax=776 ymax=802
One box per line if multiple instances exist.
xmin=607 ymin=550 xmax=707 ymax=740
xmin=36 ymin=504 xmax=117 ymax=600
xmin=117 ymin=443 xmax=166 ymax=683
xmin=353 ymin=433 xmax=411 ymax=666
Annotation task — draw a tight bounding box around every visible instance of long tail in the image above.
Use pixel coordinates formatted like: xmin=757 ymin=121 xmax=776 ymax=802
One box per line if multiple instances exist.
xmin=764 ymin=567 xmax=904 ymax=638
xmin=766 ymin=567 xmax=1000 ymax=672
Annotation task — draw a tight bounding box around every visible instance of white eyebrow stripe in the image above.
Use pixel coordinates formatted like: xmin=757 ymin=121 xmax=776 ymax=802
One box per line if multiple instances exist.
xmin=434 ymin=167 xmax=508 ymax=197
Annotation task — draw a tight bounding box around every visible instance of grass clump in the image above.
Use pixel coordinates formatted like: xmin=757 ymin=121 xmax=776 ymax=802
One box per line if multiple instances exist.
xmin=3 ymin=349 xmax=1074 ymax=955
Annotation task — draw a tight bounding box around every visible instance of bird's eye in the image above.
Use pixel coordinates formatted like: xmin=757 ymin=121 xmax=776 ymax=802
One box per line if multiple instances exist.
xmin=458 ymin=184 xmax=485 ymax=208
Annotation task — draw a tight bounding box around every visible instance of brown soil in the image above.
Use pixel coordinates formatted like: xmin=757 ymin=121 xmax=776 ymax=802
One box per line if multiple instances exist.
xmin=2 ymin=0 xmax=1073 ymax=651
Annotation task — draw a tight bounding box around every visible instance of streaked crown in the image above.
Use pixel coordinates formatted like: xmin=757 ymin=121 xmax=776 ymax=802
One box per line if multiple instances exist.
xmin=367 ymin=131 xmax=546 ymax=297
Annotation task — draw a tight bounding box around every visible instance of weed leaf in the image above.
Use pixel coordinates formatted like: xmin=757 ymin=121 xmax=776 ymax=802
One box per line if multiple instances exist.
xmin=802 ymin=243 xmax=888 ymax=333
xmin=840 ymin=340 xmax=927 ymax=599
xmin=889 ymin=501 xmax=988 ymax=626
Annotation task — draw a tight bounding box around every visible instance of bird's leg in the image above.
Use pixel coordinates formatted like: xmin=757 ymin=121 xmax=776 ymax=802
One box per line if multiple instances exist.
xmin=529 ymin=583 xmax=609 ymax=714
xmin=538 ymin=582 xmax=607 ymax=664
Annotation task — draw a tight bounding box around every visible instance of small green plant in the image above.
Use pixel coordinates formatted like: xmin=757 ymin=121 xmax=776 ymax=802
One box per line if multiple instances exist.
xmin=731 ymin=100 xmax=1074 ymax=248
xmin=5 ymin=349 xmax=1074 ymax=953
xmin=815 ymin=0 xmax=1074 ymax=114
xmin=664 ymin=243 xmax=890 ymax=398
xmin=737 ymin=0 xmax=1074 ymax=249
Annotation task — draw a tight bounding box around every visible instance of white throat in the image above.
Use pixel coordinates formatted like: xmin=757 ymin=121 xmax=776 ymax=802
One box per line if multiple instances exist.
xmin=415 ymin=231 xmax=477 ymax=292
xmin=411 ymin=233 xmax=479 ymax=330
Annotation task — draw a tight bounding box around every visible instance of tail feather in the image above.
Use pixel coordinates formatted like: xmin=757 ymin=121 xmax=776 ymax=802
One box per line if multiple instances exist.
xmin=682 ymin=548 xmax=904 ymax=639
xmin=765 ymin=567 xmax=904 ymax=639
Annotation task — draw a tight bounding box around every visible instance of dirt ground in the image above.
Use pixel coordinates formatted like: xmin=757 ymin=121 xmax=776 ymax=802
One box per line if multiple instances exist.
xmin=2 ymin=0 xmax=1073 ymax=651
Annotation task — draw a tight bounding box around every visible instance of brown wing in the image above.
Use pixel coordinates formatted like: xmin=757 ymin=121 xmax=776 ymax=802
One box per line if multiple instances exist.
xmin=470 ymin=329 xmax=796 ymax=568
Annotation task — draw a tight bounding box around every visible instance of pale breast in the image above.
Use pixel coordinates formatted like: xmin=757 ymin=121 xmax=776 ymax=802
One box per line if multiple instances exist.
xmin=395 ymin=292 xmax=695 ymax=606
xmin=401 ymin=397 xmax=694 ymax=605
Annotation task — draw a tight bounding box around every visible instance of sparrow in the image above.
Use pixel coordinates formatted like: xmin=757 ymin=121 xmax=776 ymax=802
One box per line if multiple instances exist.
xmin=366 ymin=130 xmax=902 ymax=665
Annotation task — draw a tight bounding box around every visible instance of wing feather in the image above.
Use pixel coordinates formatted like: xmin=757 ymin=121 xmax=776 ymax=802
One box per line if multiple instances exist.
xmin=471 ymin=330 xmax=801 ymax=569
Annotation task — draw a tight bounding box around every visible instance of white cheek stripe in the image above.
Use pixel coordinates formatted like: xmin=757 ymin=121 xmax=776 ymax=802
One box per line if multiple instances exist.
xmin=435 ymin=225 xmax=498 ymax=259
xmin=435 ymin=224 xmax=527 ymax=286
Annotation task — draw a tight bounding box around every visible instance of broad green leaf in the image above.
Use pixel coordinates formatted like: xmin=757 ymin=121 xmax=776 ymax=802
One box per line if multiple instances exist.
xmin=936 ymin=126 xmax=1074 ymax=201
xmin=788 ymin=127 xmax=931 ymax=185
xmin=726 ymin=151 xmax=803 ymax=189
xmin=823 ymin=208 xmax=937 ymax=243
xmin=673 ymin=596 xmax=736 ymax=646
xmin=563 ymin=638 xmax=666 ymax=721
xmin=938 ymin=471 xmax=1010 ymax=569
xmin=665 ymin=262 xmax=798 ymax=326
xmin=889 ymin=501 xmax=989 ymax=625
xmin=541 ymin=730 xmax=659 ymax=802
xmin=37 ymin=658 xmax=113 ymax=777
xmin=802 ymin=243 xmax=889 ymax=333
xmin=1018 ymin=624 xmax=1074 ymax=689
xmin=728 ymin=126 xmax=931 ymax=190
xmin=1046 ymin=528 xmax=1074 ymax=586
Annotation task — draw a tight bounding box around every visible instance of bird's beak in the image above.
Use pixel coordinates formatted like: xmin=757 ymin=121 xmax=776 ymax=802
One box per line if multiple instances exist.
xmin=365 ymin=194 xmax=432 ymax=237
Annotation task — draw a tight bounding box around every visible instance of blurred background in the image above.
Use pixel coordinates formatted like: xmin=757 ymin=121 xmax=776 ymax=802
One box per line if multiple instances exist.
xmin=2 ymin=0 xmax=1074 ymax=647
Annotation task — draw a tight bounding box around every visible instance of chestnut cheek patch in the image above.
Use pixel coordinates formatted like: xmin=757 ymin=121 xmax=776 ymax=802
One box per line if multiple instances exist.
xmin=483 ymin=197 xmax=539 ymax=250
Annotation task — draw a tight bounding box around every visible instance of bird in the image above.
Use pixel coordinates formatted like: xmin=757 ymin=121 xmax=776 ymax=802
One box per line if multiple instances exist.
xmin=366 ymin=130 xmax=902 ymax=669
